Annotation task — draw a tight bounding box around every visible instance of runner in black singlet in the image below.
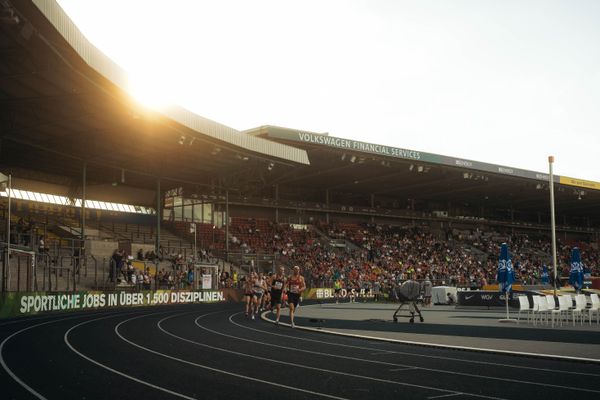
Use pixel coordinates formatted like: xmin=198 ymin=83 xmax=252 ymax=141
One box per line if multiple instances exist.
xmin=270 ymin=266 xmax=286 ymax=325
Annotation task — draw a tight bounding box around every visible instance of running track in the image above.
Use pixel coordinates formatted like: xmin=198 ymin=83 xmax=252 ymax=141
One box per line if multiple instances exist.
xmin=1 ymin=303 xmax=599 ymax=399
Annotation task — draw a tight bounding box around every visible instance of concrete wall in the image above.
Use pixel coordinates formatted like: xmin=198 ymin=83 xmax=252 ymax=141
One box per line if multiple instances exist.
xmin=86 ymin=240 xmax=118 ymax=257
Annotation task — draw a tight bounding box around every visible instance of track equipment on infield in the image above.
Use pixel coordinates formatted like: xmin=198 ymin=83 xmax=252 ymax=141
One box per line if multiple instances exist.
xmin=392 ymin=279 xmax=424 ymax=323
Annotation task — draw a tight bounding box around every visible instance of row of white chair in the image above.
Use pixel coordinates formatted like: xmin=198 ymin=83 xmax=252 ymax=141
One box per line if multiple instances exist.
xmin=517 ymin=294 xmax=600 ymax=327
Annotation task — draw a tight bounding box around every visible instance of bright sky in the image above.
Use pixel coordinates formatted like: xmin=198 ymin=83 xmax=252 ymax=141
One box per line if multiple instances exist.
xmin=57 ymin=0 xmax=600 ymax=182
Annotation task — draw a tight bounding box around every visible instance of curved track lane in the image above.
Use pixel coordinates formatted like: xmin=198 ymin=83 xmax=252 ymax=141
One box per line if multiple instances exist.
xmin=1 ymin=303 xmax=599 ymax=399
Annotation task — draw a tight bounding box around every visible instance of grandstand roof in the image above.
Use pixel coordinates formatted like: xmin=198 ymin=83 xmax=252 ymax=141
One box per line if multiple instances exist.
xmin=0 ymin=0 xmax=308 ymax=189
xmin=246 ymin=125 xmax=600 ymax=222
xmin=1 ymin=1 xmax=598 ymax=228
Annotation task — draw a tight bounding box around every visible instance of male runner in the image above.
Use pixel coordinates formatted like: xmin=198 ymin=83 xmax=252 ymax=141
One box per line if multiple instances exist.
xmin=270 ymin=266 xmax=286 ymax=325
xmin=251 ymin=272 xmax=267 ymax=320
xmin=264 ymin=272 xmax=273 ymax=311
xmin=243 ymin=274 xmax=254 ymax=318
xmin=286 ymin=265 xmax=306 ymax=328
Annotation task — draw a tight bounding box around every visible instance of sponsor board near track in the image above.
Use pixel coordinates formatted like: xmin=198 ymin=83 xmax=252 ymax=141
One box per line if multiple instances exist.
xmin=307 ymin=288 xmax=374 ymax=300
xmin=457 ymin=291 xmax=522 ymax=308
xmin=0 ymin=290 xmax=227 ymax=318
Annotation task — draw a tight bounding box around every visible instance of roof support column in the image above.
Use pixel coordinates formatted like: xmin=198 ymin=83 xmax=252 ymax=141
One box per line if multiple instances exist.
xmin=370 ymin=194 xmax=375 ymax=223
xmin=155 ymin=178 xmax=161 ymax=267
xmin=325 ymin=189 xmax=330 ymax=225
xmin=274 ymin=185 xmax=279 ymax=224
xmin=77 ymin=162 xmax=86 ymax=292
xmin=3 ymin=173 xmax=11 ymax=293
xmin=225 ymin=190 xmax=229 ymax=262
xmin=81 ymin=162 xmax=86 ymax=246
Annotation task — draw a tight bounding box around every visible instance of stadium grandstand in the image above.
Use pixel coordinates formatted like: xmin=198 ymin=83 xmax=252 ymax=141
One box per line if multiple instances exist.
xmin=0 ymin=0 xmax=599 ymax=296
xmin=1 ymin=2 xmax=600 ymax=399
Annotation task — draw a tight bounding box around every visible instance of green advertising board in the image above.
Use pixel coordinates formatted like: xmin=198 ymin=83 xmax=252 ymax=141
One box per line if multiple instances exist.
xmin=264 ymin=126 xmax=555 ymax=182
xmin=0 ymin=290 xmax=227 ymax=318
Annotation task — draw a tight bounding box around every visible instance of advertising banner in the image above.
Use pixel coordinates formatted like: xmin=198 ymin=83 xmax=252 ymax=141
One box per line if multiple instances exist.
xmin=304 ymin=288 xmax=376 ymax=300
xmin=0 ymin=289 xmax=227 ymax=318
xmin=457 ymin=291 xmax=522 ymax=308
xmin=559 ymin=176 xmax=600 ymax=191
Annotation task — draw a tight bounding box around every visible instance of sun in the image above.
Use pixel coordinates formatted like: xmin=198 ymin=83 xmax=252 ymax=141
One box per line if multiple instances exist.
xmin=127 ymin=69 xmax=175 ymax=110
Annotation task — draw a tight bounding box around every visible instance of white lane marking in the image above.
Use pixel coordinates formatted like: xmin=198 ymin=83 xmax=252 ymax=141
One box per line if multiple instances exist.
xmin=251 ymin=310 xmax=600 ymax=376
xmin=428 ymin=393 xmax=464 ymax=399
xmin=0 ymin=316 xmax=81 ymax=400
xmin=196 ymin=314 xmax=416 ymax=369
xmin=0 ymin=311 xmax=133 ymax=400
xmin=297 ymin=305 xmax=600 ymax=364
xmin=0 ymin=314 xmax=60 ymax=327
xmin=389 ymin=367 xmax=418 ymax=372
xmin=0 ymin=309 xmax=128 ymax=327
xmin=182 ymin=313 xmax=503 ymax=400
xmin=249 ymin=313 xmax=600 ymax=395
xmin=115 ymin=313 xmax=349 ymax=400
xmin=65 ymin=312 xmax=199 ymax=400
xmin=282 ymin=318 xmax=600 ymax=365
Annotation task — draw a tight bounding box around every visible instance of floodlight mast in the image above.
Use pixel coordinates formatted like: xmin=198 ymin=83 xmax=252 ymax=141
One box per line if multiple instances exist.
xmin=548 ymin=156 xmax=558 ymax=297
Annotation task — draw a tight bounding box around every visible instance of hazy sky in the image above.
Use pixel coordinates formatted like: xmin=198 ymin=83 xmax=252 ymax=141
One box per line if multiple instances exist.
xmin=57 ymin=0 xmax=600 ymax=182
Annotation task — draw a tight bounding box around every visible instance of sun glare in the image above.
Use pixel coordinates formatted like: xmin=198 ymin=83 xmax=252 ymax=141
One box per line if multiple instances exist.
xmin=127 ymin=70 xmax=175 ymax=110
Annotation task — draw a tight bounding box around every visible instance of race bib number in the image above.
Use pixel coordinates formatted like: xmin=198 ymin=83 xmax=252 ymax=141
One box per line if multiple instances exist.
xmin=273 ymin=282 xmax=283 ymax=290
xmin=290 ymin=284 xmax=300 ymax=294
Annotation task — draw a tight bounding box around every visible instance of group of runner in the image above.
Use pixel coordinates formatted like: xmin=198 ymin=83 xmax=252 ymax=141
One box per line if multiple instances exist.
xmin=244 ymin=265 xmax=306 ymax=328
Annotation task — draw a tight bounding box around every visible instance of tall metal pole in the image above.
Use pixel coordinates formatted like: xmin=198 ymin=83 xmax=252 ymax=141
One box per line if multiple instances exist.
xmin=156 ymin=179 xmax=161 ymax=289
xmin=80 ymin=163 xmax=86 ymax=274
xmin=5 ymin=174 xmax=11 ymax=292
xmin=274 ymin=184 xmax=279 ymax=223
xmin=549 ymin=156 xmax=558 ymax=297
xmin=81 ymin=164 xmax=86 ymax=243
xmin=225 ymin=190 xmax=229 ymax=262
xmin=76 ymin=164 xmax=86 ymax=292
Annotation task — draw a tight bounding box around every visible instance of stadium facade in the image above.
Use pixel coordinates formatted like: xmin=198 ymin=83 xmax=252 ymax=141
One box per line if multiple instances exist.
xmin=0 ymin=0 xmax=598 ymax=292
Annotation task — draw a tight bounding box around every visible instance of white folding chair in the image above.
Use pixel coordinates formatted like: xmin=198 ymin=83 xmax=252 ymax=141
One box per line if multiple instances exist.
xmin=571 ymin=295 xmax=585 ymax=326
xmin=531 ymin=296 xmax=545 ymax=326
xmin=555 ymin=295 xmax=571 ymax=327
xmin=545 ymin=295 xmax=557 ymax=311
xmin=588 ymin=294 xmax=600 ymax=325
xmin=517 ymin=295 xmax=531 ymax=324
xmin=545 ymin=295 xmax=558 ymax=327
xmin=537 ymin=296 xmax=549 ymax=325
